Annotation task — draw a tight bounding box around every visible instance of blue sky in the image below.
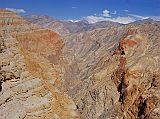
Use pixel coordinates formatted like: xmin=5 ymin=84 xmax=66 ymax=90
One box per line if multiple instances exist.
xmin=0 ymin=0 xmax=160 ymax=24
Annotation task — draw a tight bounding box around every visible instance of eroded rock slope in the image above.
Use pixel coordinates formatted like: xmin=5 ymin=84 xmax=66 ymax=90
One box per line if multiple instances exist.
xmin=0 ymin=9 xmax=79 ymax=119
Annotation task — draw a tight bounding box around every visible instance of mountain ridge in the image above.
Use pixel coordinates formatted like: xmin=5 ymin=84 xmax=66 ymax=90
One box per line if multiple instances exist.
xmin=24 ymin=14 xmax=122 ymax=35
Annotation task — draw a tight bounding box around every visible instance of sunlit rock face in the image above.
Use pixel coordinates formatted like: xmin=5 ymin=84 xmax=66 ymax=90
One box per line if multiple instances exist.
xmin=0 ymin=9 xmax=79 ymax=119
xmin=0 ymin=9 xmax=160 ymax=119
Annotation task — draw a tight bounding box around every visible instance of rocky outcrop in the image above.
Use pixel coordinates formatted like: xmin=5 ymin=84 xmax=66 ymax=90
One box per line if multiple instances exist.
xmin=0 ymin=10 xmax=29 ymax=26
xmin=113 ymin=24 xmax=160 ymax=119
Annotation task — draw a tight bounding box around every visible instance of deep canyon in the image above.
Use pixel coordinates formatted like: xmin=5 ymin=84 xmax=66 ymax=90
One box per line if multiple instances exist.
xmin=0 ymin=9 xmax=160 ymax=119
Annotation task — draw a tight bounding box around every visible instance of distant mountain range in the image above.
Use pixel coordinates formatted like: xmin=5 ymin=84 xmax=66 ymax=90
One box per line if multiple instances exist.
xmin=150 ymin=16 xmax=160 ymax=21
xmin=24 ymin=15 xmax=122 ymax=35
xmin=129 ymin=18 xmax=160 ymax=25
xmin=24 ymin=15 xmax=160 ymax=36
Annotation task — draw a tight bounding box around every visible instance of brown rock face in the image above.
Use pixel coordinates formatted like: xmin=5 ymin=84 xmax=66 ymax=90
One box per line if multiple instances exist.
xmin=1 ymin=9 xmax=160 ymax=119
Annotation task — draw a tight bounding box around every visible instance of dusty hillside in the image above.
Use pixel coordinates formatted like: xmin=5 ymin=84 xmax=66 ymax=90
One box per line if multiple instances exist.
xmin=0 ymin=9 xmax=160 ymax=119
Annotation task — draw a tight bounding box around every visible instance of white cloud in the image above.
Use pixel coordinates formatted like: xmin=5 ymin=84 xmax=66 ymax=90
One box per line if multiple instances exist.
xmin=84 ymin=9 xmax=136 ymax=24
xmin=124 ymin=9 xmax=129 ymax=12
xmin=68 ymin=19 xmax=79 ymax=22
xmin=84 ymin=16 xmax=107 ymax=23
xmin=112 ymin=11 xmax=117 ymax=15
xmin=82 ymin=9 xmax=155 ymax=24
xmin=128 ymin=14 xmax=149 ymax=19
xmin=5 ymin=8 xmax=26 ymax=14
xmin=72 ymin=7 xmax=77 ymax=9
xmin=84 ymin=15 xmax=135 ymax=24
xmin=102 ymin=9 xmax=111 ymax=17
xmin=111 ymin=17 xmax=135 ymax=24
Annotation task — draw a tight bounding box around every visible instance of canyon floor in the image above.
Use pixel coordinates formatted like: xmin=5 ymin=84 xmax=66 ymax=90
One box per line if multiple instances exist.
xmin=0 ymin=10 xmax=160 ymax=119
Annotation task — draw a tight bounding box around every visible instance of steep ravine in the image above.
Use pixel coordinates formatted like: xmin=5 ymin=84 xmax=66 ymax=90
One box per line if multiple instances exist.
xmin=62 ymin=24 xmax=160 ymax=119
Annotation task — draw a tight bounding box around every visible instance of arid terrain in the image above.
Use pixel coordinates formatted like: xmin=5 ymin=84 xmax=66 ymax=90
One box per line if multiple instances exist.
xmin=0 ymin=9 xmax=160 ymax=119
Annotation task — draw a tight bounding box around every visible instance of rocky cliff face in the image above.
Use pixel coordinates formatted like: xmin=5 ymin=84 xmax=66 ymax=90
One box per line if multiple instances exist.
xmin=0 ymin=9 xmax=79 ymax=119
xmin=1 ymin=9 xmax=160 ymax=119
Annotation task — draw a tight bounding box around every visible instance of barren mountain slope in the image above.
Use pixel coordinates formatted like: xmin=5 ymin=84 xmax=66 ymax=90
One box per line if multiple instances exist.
xmin=0 ymin=10 xmax=79 ymax=119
